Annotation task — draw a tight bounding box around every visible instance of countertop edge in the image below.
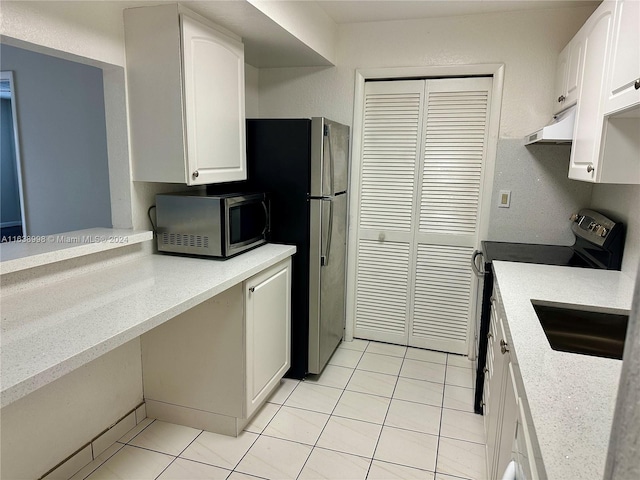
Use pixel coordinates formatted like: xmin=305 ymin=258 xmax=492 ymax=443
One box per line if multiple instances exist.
xmin=0 ymin=228 xmax=154 ymax=275
xmin=0 ymin=244 xmax=296 ymax=408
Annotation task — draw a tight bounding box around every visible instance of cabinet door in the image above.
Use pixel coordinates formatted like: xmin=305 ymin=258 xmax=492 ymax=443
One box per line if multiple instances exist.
xmin=245 ymin=259 xmax=291 ymax=418
xmin=495 ymin=328 xmax=518 ymax=479
xmin=485 ymin=298 xmax=504 ymax=480
xmin=181 ymin=15 xmax=247 ymax=185
xmin=565 ymin=36 xmax=585 ymax=110
xmin=604 ymin=0 xmax=640 ymax=114
xmin=553 ymin=43 xmax=570 ymax=114
xmin=569 ymin=2 xmax=614 ymax=182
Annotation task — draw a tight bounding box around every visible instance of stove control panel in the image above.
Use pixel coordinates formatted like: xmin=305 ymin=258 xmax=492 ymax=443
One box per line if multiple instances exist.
xmin=570 ymin=209 xmax=619 ymax=246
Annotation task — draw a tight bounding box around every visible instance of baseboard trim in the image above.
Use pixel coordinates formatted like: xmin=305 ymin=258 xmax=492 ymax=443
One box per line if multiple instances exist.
xmin=145 ymin=399 xmax=249 ymax=437
xmin=39 ymin=402 xmax=146 ymax=480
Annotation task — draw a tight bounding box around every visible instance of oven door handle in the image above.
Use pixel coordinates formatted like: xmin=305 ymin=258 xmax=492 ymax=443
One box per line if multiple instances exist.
xmin=471 ymin=250 xmax=485 ymax=277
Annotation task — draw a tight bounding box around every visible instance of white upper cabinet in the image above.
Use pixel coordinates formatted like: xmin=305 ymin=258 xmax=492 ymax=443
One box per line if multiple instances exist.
xmin=554 ymin=43 xmax=570 ymax=113
xmin=568 ymin=1 xmax=615 ymax=182
xmin=124 ymin=4 xmax=246 ymax=185
xmin=568 ymin=0 xmax=639 ymax=184
xmin=554 ymin=36 xmax=584 ymax=114
xmin=603 ymin=0 xmax=640 ymax=115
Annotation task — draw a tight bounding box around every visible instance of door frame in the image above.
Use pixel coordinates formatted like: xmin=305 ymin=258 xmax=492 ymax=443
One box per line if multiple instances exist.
xmin=345 ymin=64 xmax=505 ymax=356
xmin=0 ymin=70 xmax=27 ymax=237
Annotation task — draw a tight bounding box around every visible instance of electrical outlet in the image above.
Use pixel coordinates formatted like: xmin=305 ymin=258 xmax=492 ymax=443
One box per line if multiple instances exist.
xmin=498 ymin=190 xmax=511 ymax=208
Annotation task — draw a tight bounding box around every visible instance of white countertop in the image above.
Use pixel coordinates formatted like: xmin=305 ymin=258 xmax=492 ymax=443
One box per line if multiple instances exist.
xmin=0 ymin=243 xmax=296 ymax=408
xmin=0 ymin=228 xmax=153 ymax=274
xmin=492 ymin=261 xmax=635 ymax=480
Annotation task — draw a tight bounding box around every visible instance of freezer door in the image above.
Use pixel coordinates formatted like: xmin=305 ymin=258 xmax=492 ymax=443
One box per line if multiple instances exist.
xmin=308 ymin=194 xmax=348 ymax=374
xmin=310 ymin=118 xmax=350 ymax=197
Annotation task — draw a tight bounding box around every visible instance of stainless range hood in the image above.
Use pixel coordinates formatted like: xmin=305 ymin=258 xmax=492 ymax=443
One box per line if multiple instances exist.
xmin=525 ymin=105 xmax=576 ymax=145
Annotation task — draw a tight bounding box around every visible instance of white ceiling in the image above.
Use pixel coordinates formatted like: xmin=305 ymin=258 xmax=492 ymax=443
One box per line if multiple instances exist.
xmin=317 ymin=0 xmax=601 ymax=24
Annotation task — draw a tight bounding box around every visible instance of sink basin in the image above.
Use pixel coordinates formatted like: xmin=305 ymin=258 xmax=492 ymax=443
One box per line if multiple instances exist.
xmin=531 ymin=301 xmax=629 ymax=360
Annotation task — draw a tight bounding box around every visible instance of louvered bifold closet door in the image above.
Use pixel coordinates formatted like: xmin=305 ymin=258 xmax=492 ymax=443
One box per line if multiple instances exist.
xmin=354 ymin=80 xmax=425 ymax=344
xmin=410 ymin=77 xmax=493 ymax=354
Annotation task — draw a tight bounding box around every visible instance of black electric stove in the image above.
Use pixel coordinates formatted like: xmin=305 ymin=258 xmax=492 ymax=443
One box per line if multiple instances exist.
xmin=471 ymin=209 xmax=625 ymax=414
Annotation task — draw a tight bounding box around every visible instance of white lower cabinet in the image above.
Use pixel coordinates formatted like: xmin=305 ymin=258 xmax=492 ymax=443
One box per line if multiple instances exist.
xmin=484 ymin=286 xmax=538 ymax=479
xmin=141 ymin=258 xmax=291 ymax=436
xmin=245 ymin=259 xmax=291 ymax=418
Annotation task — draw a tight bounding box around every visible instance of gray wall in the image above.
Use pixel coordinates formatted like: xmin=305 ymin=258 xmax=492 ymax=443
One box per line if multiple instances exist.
xmin=487 ymin=140 xmax=593 ymax=245
xmin=0 ymin=44 xmax=111 ymax=236
xmin=1 ymin=98 xmax=22 ymax=226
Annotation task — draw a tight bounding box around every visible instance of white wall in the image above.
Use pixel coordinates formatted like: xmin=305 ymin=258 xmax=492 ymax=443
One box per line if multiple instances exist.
xmin=0 ymin=1 xmax=126 ymax=67
xmin=247 ymin=0 xmax=338 ymax=64
xmin=258 ymin=6 xmax=598 ymax=245
xmin=590 ymin=184 xmax=640 ymax=277
xmin=0 ymin=339 xmax=143 ymax=479
xmin=259 ymin=6 xmax=596 ymax=136
xmin=245 ymin=63 xmax=260 ymax=117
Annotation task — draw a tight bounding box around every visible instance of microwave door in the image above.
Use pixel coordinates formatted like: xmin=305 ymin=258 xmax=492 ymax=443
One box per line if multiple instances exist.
xmin=225 ymin=195 xmax=267 ymax=256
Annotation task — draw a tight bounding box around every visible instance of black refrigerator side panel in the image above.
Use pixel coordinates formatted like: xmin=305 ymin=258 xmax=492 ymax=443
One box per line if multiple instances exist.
xmin=246 ymin=119 xmax=312 ymax=378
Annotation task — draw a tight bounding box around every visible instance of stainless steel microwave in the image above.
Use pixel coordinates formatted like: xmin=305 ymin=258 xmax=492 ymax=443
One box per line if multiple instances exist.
xmin=155 ymin=192 xmax=269 ymax=258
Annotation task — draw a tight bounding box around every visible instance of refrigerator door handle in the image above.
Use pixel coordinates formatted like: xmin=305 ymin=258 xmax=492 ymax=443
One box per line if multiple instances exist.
xmin=321 ymin=199 xmax=334 ymax=266
xmin=326 ymin=123 xmax=335 ymax=195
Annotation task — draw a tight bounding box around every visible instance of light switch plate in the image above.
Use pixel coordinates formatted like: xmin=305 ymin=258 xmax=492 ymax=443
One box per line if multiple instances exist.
xmin=498 ymin=190 xmax=511 ymax=208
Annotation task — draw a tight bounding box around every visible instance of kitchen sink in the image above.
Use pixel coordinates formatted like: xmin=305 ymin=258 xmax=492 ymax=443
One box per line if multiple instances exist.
xmin=531 ymin=301 xmax=629 ymax=360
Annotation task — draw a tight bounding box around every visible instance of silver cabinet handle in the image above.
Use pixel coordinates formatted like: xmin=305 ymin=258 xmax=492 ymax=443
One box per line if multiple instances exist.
xmin=587 ymin=164 xmax=594 ymax=173
xmin=500 ymin=339 xmax=509 ymax=355
xmin=558 ymin=95 xmax=566 ymax=103
xmin=487 ymin=332 xmax=493 ymax=340
xmin=249 ymin=286 xmax=255 ymax=293
xmin=192 ymin=170 xmax=199 ymax=179
xmin=635 ymin=79 xmax=640 ymax=90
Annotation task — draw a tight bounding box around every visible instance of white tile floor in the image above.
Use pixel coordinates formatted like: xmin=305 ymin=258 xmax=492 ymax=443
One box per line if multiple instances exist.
xmin=71 ymin=340 xmax=486 ymax=480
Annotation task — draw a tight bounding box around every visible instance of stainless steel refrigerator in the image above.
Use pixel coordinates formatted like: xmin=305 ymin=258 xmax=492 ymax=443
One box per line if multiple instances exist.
xmin=245 ymin=118 xmax=349 ymax=377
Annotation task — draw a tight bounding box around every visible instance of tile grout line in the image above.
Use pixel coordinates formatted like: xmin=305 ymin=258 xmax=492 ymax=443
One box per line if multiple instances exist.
xmin=79 ymin=419 xmax=158 ymax=480
xmin=363 ymin=343 xmax=405 ymax=479
xmin=152 ymin=426 xmax=207 ymax=480
xmin=294 ymin=343 xmax=367 ymax=480
xmin=434 ymin=353 xmax=451 ymax=477
xmin=232 ymin=379 xmax=300 ymax=478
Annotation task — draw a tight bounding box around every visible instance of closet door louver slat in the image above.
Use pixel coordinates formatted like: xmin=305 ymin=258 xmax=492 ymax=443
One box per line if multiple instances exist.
xmin=411 ymin=244 xmax=475 ymax=352
xmin=355 ymin=239 xmax=411 ymax=340
xmin=354 ymin=81 xmax=424 ymax=342
xmin=419 ymin=88 xmax=489 ymax=236
xmin=409 ymin=78 xmax=492 ymax=353
xmin=359 ymin=83 xmax=423 ymax=233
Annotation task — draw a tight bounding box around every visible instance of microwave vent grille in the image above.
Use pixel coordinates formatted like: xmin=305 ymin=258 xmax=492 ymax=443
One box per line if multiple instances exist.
xmin=161 ymin=232 xmax=209 ymax=249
